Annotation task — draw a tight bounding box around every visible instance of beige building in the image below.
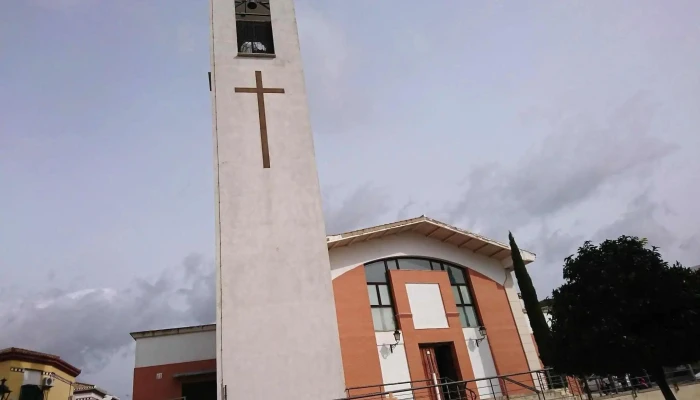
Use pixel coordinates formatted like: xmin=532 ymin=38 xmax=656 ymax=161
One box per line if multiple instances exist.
xmin=0 ymin=347 xmax=80 ymax=400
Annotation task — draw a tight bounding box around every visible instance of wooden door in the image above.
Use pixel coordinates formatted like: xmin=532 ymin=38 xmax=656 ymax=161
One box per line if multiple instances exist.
xmin=420 ymin=347 xmax=442 ymax=400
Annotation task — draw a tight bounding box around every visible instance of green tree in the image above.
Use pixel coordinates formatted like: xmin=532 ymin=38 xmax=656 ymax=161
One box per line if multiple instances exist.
xmin=549 ymin=236 xmax=700 ymax=400
xmin=509 ymin=232 xmax=553 ymax=366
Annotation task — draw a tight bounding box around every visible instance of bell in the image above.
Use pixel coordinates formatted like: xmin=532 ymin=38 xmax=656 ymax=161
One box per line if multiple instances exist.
xmin=246 ymin=0 xmax=258 ymax=9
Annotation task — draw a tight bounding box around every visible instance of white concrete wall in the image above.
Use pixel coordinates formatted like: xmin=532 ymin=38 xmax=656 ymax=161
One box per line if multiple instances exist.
xmin=329 ymin=232 xmax=508 ymax=283
xmin=134 ymin=330 xmax=216 ymax=368
xmin=210 ymin=0 xmax=345 ymax=398
xmin=463 ymin=328 xmax=500 ymax=398
xmin=406 ymin=283 xmax=448 ymax=329
xmin=375 ymin=332 xmax=413 ymax=400
xmin=501 ymin=272 xmax=543 ymax=387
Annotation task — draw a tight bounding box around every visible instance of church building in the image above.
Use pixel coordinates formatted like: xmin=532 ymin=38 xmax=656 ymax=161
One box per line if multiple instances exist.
xmin=130 ymin=216 xmax=542 ymax=400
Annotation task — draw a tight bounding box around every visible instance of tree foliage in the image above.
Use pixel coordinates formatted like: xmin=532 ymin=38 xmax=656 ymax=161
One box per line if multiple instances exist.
xmin=509 ymin=232 xmax=553 ymax=366
xmin=549 ymin=236 xmax=700 ymax=399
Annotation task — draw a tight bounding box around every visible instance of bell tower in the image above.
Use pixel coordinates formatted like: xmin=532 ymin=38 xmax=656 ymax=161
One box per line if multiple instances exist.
xmin=210 ymin=0 xmax=346 ymax=399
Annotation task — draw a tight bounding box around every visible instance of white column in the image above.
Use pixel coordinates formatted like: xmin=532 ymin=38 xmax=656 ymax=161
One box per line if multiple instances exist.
xmin=211 ymin=0 xmax=346 ymax=398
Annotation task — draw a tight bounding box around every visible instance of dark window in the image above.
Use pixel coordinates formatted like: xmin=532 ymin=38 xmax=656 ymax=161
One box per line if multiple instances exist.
xmin=397 ymin=258 xmax=432 ymax=271
xmin=364 ymin=260 xmax=387 ymax=283
xmin=452 ymin=284 xmax=478 ymax=327
xmin=19 ymin=385 xmax=42 ymax=400
xmin=182 ymin=380 xmax=217 ymax=400
xmin=235 ymin=1 xmax=275 ymax=55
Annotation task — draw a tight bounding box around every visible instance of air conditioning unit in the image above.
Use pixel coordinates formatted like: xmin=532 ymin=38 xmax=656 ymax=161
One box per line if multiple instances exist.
xmin=42 ymin=376 xmax=55 ymax=387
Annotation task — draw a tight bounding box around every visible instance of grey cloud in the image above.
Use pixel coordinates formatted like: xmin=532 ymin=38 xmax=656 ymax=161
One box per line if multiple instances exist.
xmin=594 ymin=191 xmax=676 ymax=249
xmin=323 ymin=182 xmax=393 ymax=234
xmin=525 ymin=224 xmax=585 ymax=297
xmin=448 ymin=93 xmax=677 ymax=238
xmin=592 ymin=191 xmax=699 ymax=268
xmin=0 ymin=254 xmax=214 ymax=387
xmin=395 ymin=200 xmax=417 ymax=221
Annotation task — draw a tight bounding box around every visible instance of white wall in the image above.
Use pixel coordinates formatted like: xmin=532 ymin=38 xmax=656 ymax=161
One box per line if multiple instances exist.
xmin=329 ymin=232 xmax=508 ymax=284
xmin=502 ymin=273 xmax=543 ymax=387
xmin=406 ymin=283 xmax=448 ymax=329
xmin=134 ymin=330 xmax=216 ymax=368
xmin=375 ymin=332 xmax=413 ymax=400
xmin=463 ymin=328 xmax=500 ymax=398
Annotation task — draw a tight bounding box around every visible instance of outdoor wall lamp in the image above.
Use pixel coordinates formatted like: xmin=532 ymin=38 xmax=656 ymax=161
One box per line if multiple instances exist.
xmin=474 ymin=326 xmax=487 ymax=347
xmin=389 ymin=329 xmax=402 ymax=353
xmin=0 ymin=378 xmax=12 ymax=400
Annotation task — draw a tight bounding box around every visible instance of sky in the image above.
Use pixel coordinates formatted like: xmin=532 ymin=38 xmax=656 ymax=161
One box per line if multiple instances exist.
xmin=1 ymin=0 xmax=700 ymax=398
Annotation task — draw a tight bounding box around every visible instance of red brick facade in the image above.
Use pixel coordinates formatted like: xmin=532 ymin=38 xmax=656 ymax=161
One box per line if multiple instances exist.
xmin=132 ymin=359 xmax=215 ymax=400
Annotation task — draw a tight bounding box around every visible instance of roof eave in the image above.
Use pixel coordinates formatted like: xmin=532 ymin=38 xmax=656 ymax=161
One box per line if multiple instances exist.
xmin=130 ymin=323 xmax=216 ymax=340
xmin=327 ymin=215 xmax=536 ymax=265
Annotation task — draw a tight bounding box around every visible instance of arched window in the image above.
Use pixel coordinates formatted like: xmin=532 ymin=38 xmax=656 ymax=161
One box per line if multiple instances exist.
xmin=364 ymin=257 xmax=480 ymax=331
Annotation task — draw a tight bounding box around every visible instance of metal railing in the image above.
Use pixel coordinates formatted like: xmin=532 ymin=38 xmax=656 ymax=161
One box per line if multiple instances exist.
xmin=576 ymin=364 xmax=698 ymax=398
xmin=342 ymin=376 xmax=478 ymax=400
xmin=339 ymin=364 xmax=700 ymax=400
xmin=340 ymin=369 xmax=580 ymax=400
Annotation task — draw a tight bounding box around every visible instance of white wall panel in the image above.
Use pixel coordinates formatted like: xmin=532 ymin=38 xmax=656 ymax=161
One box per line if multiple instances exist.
xmin=134 ymin=330 xmax=215 ymax=368
xmin=406 ymin=283 xmax=448 ymax=329
xmin=463 ymin=328 xmax=500 ymax=398
xmin=375 ymin=332 xmax=412 ymax=399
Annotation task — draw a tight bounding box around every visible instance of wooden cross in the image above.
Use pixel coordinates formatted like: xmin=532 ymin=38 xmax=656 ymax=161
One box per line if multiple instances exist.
xmin=235 ymin=71 xmax=285 ymax=168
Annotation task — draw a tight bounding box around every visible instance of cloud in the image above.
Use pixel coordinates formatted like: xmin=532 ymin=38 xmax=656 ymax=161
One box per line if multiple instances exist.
xmin=593 ymin=191 xmax=700 ymax=267
xmin=594 ymin=191 xmax=676 ymax=248
xmin=524 ymin=224 xmax=585 ymax=296
xmin=0 ymin=254 xmax=214 ymax=397
xmin=323 ymin=182 xmax=393 ymax=234
xmin=448 ymin=93 xmax=677 ymax=239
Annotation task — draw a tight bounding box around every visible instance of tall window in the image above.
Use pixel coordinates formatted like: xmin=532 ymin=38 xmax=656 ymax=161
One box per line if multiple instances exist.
xmin=365 ymin=261 xmax=396 ymax=331
xmin=364 ymin=257 xmax=480 ymax=330
xmin=235 ymin=1 xmax=275 ymax=55
xmin=445 ymin=264 xmax=479 ymax=328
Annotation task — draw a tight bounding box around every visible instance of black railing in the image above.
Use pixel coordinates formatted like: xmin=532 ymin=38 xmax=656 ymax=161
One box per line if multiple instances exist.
xmin=342 ymin=376 xmax=477 ymax=400
xmin=341 ymin=370 xmax=551 ymax=400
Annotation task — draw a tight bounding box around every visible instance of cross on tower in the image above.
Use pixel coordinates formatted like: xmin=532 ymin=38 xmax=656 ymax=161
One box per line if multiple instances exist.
xmin=234 ymin=71 xmax=285 ymax=168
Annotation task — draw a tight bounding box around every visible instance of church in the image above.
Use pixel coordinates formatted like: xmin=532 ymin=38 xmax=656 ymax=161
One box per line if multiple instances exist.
xmin=130 ymin=216 xmax=542 ymax=400
xmin=129 ymin=0 xmax=544 ymax=399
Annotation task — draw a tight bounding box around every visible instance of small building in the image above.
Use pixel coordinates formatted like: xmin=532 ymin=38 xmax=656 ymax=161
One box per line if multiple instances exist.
xmin=130 ymin=325 xmax=216 ymax=400
xmin=131 ymin=216 xmax=542 ymax=400
xmin=72 ymin=382 xmax=119 ymax=400
xmin=0 ymin=347 xmax=80 ymax=400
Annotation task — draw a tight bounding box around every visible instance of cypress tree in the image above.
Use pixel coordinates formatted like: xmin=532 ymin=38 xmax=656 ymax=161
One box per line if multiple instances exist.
xmin=509 ymin=232 xmax=553 ymax=366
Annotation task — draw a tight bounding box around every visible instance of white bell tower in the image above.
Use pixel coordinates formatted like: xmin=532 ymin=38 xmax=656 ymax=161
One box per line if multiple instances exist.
xmin=210 ymin=0 xmax=346 ymax=399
